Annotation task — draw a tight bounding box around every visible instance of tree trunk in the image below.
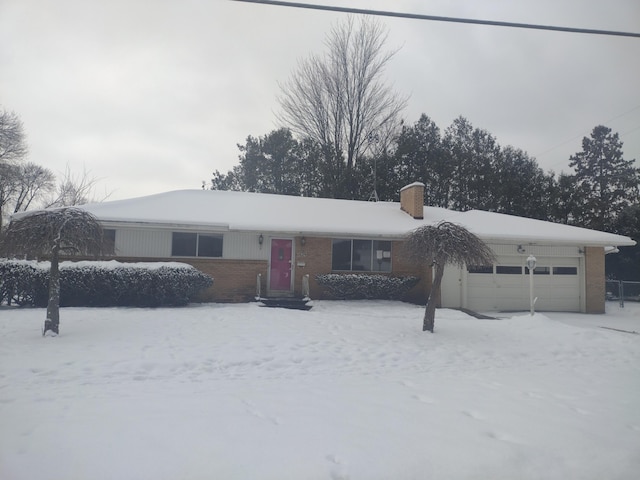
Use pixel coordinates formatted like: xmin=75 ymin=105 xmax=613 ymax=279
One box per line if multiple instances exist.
xmin=423 ymin=263 xmax=445 ymax=332
xmin=44 ymin=249 xmax=61 ymax=336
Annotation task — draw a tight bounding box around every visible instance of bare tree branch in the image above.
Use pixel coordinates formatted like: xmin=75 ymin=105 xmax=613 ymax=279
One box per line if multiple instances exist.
xmin=12 ymin=162 xmax=56 ymax=213
xmin=0 ymin=108 xmax=29 ymax=229
xmin=45 ymin=164 xmax=112 ymax=208
xmin=0 ymin=109 xmax=28 ymax=164
xmin=276 ymin=16 xmax=407 ymax=195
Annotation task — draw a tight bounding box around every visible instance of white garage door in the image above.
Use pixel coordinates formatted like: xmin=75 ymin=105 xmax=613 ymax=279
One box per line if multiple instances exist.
xmin=465 ymin=256 xmax=581 ymax=312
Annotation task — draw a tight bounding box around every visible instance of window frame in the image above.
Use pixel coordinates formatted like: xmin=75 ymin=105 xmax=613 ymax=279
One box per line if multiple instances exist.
xmin=171 ymin=232 xmax=223 ymax=258
xmin=331 ymin=238 xmax=392 ymax=272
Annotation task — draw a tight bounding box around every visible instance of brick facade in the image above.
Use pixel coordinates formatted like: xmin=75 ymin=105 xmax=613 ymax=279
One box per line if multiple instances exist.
xmin=292 ymin=236 xmax=429 ymax=303
xmin=113 ymin=235 xmax=430 ymax=304
xmin=400 ymin=182 xmax=425 ymax=219
xmin=584 ymin=246 xmax=605 ymax=313
xmin=390 ymin=240 xmax=431 ymax=303
xmin=292 ymin=236 xmax=333 ymax=299
xmin=112 ymin=256 xmax=268 ymax=303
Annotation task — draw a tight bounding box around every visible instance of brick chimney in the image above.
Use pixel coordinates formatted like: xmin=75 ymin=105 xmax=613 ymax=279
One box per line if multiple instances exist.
xmin=400 ymin=182 xmax=425 ymax=219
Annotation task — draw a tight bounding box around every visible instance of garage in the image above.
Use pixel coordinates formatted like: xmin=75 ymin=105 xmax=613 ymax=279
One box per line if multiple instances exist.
xmin=442 ymin=248 xmax=583 ymax=312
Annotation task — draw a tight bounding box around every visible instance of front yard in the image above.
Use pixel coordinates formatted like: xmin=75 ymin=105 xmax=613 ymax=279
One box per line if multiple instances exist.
xmin=1 ymin=301 xmax=639 ymax=479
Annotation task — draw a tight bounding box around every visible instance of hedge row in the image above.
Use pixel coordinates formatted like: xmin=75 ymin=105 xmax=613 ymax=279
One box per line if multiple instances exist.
xmin=0 ymin=259 xmax=213 ymax=307
xmin=315 ymin=274 xmax=420 ymax=300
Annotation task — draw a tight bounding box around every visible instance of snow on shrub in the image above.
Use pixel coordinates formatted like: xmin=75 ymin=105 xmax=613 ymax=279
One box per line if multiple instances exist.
xmin=315 ymin=274 xmax=420 ymax=300
xmin=0 ymin=259 xmax=48 ymax=306
xmin=0 ymin=259 xmax=213 ymax=307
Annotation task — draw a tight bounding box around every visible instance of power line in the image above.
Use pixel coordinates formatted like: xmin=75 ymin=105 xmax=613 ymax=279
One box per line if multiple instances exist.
xmin=230 ymin=0 xmax=640 ymax=38
xmin=536 ymin=105 xmax=640 ymax=164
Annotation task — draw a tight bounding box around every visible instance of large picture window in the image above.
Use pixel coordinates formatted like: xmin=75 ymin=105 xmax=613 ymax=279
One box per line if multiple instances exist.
xmin=331 ymin=239 xmax=391 ymax=272
xmin=172 ymin=232 xmax=223 ymax=257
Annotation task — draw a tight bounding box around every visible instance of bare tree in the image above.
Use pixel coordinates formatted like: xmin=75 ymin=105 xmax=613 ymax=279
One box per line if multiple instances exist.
xmin=0 ymin=108 xmax=29 ymax=229
xmin=0 ymin=109 xmax=28 ymax=164
xmin=46 ymin=164 xmax=112 ymax=207
xmin=277 ymin=16 xmax=407 ymax=197
xmin=12 ymin=162 xmax=56 ymax=213
xmin=0 ymin=208 xmax=106 ymax=336
xmin=405 ymin=222 xmax=495 ymax=332
xmin=0 ymin=163 xmax=19 ymax=229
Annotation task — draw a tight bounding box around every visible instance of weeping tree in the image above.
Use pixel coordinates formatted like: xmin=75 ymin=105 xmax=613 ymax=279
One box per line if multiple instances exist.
xmin=0 ymin=207 xmax=105 ymax=336
xmin=405 ymin=221 xmax=495 ymax=332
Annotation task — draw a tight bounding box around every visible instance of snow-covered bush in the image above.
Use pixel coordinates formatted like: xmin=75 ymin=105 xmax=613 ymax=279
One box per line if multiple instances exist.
xmin=315 ymin=274 xmax=420 ymax=300
xmin=0 ymin=259 xmax=49 ymax=306
xmin=0 ymin=259 xmax=213 ymax=307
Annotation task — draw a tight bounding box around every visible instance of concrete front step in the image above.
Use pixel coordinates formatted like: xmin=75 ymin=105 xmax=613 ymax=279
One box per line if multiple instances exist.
xmin=258 ymin=297 xmax=312 ymax=310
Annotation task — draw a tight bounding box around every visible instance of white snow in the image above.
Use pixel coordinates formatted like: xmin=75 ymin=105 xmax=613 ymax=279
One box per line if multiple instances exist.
xmin=71 ymin=189 xmax=634 ymax=247
xmin=1 ymin=301 xmax=639 ymax=480
xmin=6 ymin=259 xmax=195 ymax=271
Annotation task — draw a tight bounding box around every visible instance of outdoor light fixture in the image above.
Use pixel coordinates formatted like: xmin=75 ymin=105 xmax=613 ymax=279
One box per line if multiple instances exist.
xmin=258 ymin=234 xmax=264 ymax=245
xmin=301 ymin=236 xmax=306 ymax=246
xmin=526 ymin=254 xmax=537 ymax=316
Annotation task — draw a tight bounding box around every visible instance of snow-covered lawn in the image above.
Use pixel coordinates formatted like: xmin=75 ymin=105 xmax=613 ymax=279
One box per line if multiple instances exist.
xmin=1 ymin=301 xmax=639 ymax=480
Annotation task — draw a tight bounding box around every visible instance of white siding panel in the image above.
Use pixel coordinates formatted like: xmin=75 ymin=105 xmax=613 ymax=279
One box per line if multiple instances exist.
xmin=441 ymin=265 xmax=462 ymax=308
xmin=115 ymin=229 xmax=172 ymax=258
xmin=223 ymin=232 xmax=270 ymax=260
xmin=114 ymin=229 xmax=272 ymax=260
xmin=489 ymin=244 xmax=581 ymax=257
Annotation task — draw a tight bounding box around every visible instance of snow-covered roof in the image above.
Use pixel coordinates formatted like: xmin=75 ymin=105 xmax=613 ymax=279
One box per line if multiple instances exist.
xmin=75 ymin=189 xmax=634 ymax=247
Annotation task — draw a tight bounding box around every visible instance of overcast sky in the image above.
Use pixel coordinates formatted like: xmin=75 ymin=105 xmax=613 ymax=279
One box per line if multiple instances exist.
xmin=1 ymin=0 xmax=639 ymax=201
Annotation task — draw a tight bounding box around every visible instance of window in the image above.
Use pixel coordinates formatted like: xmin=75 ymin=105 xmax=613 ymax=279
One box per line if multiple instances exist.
xmin=197 ymin=235 xmax=223 ymax=257
xmin=553 ymin=266 xmax=577 ymax=275
xmin=526 ymin=266 xmax=550 ymax=275
xmin=172 ymin=232 xmax=197 ymax=256
xmin=331 ymin=239 xmax=391 ymax=272
xmin=496 ymin=266 xmax=522 ymax=275
xmin=468 ymin=265 xmax=493 ymax=274
xmin=331 ymin=239 xmax=352 ymax=271
xmin=352 ymin=240 xmax=372 ymax=271
xmin=172 ymin=232 xmax=223 ymax=257
xmin=103 ymin=229 xmax=116 ymax=255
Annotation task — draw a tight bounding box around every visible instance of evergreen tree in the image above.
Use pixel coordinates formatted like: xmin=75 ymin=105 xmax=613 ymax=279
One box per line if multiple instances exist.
xmin=442 ymin=117 xmax=500 ymax=212
xmin=392 ymin=115 xmax=450 ymax=206
xmin=568 ymin=125 xmax=640 ymax=231
xmin=547 ymin=172 xmax=581 ymax=225
xmin=607 ymin=204 xmax=640 ymax=281
xmin=210 ymin=129 xmax=325 ymax=197
xmin=493 ymin=147 xmax=554 ymax=220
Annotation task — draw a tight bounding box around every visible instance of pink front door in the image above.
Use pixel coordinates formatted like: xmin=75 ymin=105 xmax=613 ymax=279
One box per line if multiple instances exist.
xmin=269 ymin=239 xmax=293 ymax=292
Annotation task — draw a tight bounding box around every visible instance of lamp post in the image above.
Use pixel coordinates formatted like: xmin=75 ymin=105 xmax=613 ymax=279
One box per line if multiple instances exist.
xmin=526 ymin=255 xmax=537 ymax=316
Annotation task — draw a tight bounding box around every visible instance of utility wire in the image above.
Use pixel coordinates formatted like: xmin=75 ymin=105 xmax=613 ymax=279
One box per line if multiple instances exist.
xmin=536 ymin=106 xmax=640 ymax=163
xmin=230 ymin=0 xmax=640 ymax=38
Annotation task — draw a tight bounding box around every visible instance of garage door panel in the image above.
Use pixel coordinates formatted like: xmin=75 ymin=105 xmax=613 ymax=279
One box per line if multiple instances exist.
xmin=465 ymin=255 xmax=581 ymax=312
